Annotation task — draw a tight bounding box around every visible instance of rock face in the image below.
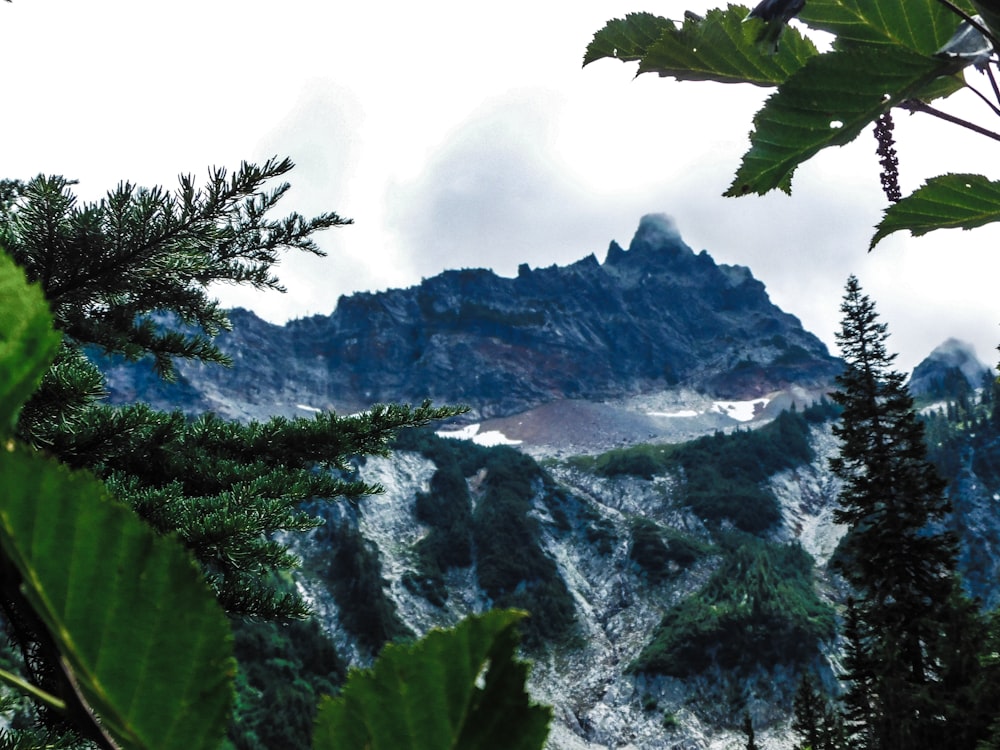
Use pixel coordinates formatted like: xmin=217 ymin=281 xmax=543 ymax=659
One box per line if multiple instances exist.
xmin=102 ymin=214 xmax=840 ymax=421
xmin=909 ymin=338 xmax=992 ymax=399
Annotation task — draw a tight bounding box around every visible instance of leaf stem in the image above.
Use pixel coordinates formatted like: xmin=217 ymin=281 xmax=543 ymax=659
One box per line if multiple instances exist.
xmin=965 ymin=80 xmax=1000 ymax=117
xmin=987 ymin=65 xmax=1000 ymax=109
xmin=0 ymin=667 xmax=67 ymax=713
xmin=901 ymin=99 xmax=1000 ymax=141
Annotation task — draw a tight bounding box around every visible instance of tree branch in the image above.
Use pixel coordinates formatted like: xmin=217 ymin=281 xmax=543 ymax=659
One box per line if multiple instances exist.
xmin=964 ymin=80 xmax=1000 ymax=117
xmin=901 ymin=98 xmax=1000 ymax=141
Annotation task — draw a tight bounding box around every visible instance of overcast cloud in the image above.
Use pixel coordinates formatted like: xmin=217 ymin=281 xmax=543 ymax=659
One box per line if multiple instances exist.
xmin=3 ymin=0 xmax=998 ymax=374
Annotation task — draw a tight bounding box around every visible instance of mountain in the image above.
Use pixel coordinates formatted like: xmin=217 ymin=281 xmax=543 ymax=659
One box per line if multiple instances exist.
xmin=101 ymin=214 xmax=840 ymax=439
xmin=909 ymin=337 xmax=993 ymax=400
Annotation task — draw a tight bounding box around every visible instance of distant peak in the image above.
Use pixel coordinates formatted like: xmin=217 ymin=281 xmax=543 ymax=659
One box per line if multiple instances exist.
xmin=628 ymin=213 xmax=686 ymax=253
xmin=909 ymin=338 xmax=993 ymax=396
xmin=929 ymin=338 xmax=980 ymax=361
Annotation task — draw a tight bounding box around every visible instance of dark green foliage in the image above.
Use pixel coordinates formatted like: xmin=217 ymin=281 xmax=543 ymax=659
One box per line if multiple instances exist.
xmin=670 ymin=409 xmax=815 ymax=532
xmin=392 ymin=430 xmax=483 ymax=605
xmin=228 ymin=618 xmax=344 ymax=750
xmin=597 ymin=447 xmax=663 ymax=480
xmin=393 ymin=431 xmax=576 ymax=645
xmin=792 ymin=674 xmax=829 ymax=750
xmin=632 ymin=538 xmax=834 ymax=677
xmin=472 ymin=446 xmax=577 ymax=647
xmin=971 ymin=434 xmax=1000 ymax=488
xmin=628 ymin=519 xmax=672 ymax=583
xmin=319 ymin=523 xmax=413 ymax=654
xmin=924 ymin=588 xmax=1000 ymax=750
xmin=576 ymin=407 xmax=823 ymax=533
xmin=628 ymin=518 xmax=710 ymax=584
xmin=542 ymin=489 xmax=573 ymax=532
xmin=392 ymin=425 xmax=492 ymax=475
xmin=802 ymin=397 xmax=842 ymax=424
xmin=409 ymin=457 xmax=475 ymax=606
xmin=564 ymin=443 xmax=665 ymax=478
xmin=40 ymin=399 xmax=457 ymax=620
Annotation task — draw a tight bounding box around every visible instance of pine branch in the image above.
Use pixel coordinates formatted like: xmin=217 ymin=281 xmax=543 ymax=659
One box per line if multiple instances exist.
xmin=1 ymin=158 xmax=352 ymax=379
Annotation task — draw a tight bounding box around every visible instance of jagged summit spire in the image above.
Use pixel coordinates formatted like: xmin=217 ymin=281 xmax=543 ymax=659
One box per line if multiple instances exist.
xmin=606 ymin=213 xmax=692 ymax=266
xmin=630 ymin=213 xmax=689 ymax=252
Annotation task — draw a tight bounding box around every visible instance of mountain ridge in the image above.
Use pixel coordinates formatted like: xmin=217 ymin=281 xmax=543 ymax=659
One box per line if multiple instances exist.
xmin=102 ymin=214 xmax=841 ymax=434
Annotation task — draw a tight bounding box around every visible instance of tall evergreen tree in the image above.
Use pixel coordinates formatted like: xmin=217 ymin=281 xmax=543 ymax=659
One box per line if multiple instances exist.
xmin=742 ymin=712 xmax=759 ymax=750
xmin=829 ymin=275 xmax=973 ymax=749
xmin=792 ymin=674 xmax=824 ymax=750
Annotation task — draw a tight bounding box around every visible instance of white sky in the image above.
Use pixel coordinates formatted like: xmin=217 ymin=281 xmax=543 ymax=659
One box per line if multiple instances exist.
xmin=4 ymin=0 xmax=999 ymax=374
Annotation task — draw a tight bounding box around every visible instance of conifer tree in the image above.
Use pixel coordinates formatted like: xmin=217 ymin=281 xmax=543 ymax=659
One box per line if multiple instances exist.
xmin=742 ymin=711 xmax=759 ymax=750
xmin=792 ymin=674 xmax=823 ymax=750
xmin=838 ymin=597 xmax=876 ymax=750
xmin=0 ymin=160 xmax=464 ymax=623
xmin=829 ymin=275 xmax=973 ymax=749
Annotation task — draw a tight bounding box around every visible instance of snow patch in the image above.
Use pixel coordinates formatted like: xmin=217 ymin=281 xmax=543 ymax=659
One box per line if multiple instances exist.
xmin=645 ymin=399 xmax=770 ymax=422
xmin=712 ymin=398 xmax=770 ymax=422
xmin=436 ymin=423 xmax=522 ymax=447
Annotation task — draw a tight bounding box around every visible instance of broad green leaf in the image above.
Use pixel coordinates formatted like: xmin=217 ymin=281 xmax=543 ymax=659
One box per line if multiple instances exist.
xmin=585 ymin=6 xmax=818 ymax=86
xmin=638 ymin=5 xmax=818 ymax=86
xmin=913 ymin=71 xmax=967 ymax=102
xmin=584 ymin=12 xmax=675 ymax=66
xmin=313 ymin=609 xmax=551 ymax=750
xmin=871 ymin=173 xmax=1000 ymax=247
xmin=798 ymin=0 xmax=973 ymax=52
xmin=0 ymin=250 xmax=61 ymax=435
xmin=0 ymin=444 xmax=235 ymax=750
xmin=726 ymin=46 xmax=960 ymax=196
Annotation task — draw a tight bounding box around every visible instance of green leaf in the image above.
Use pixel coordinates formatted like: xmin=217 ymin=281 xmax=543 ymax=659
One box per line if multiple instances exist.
xmin=585 ymin=6 xmax=818 ymax=86
xmin=313 ymin=609 xmax=551 ymax=750
xmin=0 ymin=444 xmax=235 ymax=750
xmin=798 ymin=0 xmax=972 ymax=52
xmin=583 ymin=12 xmax=675 ymax=66
xmin=871 ymin=173 xmax=1000 ymax=247
xmin=0 ymin=250 xmax=61 ymax=435
xmin=639 ymin=5 xmax=818 ymax=86
xmin=726 ymin=46 xmax=959 ymax=196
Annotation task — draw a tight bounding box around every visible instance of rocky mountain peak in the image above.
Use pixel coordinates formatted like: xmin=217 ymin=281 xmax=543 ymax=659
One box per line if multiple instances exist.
xmin=101 ymin=215 xmax=842 ymax=428
xmin=909 ymin=338 xmax=994 ymax=398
